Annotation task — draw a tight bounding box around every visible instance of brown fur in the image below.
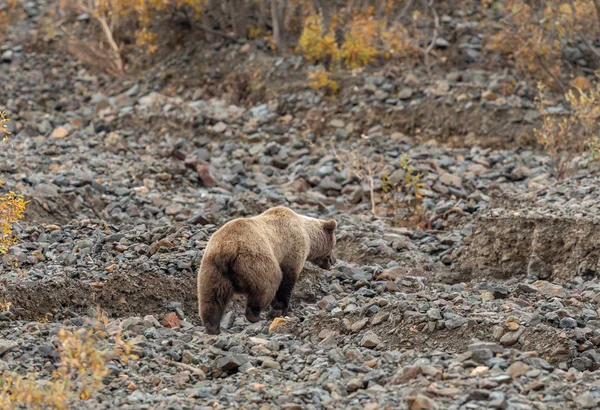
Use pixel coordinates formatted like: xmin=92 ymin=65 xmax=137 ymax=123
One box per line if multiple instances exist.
xmin=197 ymin=206 xmax=337 ymax=334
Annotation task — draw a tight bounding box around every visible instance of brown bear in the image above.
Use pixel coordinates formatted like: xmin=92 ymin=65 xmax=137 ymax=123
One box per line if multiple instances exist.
xmin=197 ymin=206 xmax=337 ymax=335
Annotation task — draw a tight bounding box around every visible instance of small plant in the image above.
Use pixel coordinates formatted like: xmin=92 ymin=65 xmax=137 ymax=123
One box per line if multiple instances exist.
xmin=331 ymin=139 xmax=427 ymax=226
xmin=0 ymin=311 xmax=136 ymax=409
xmin=1 ymin=112 xmax=27 ymax=255
xmin=535 ymin=81 xmax=600 ymax=178
xmin=380 ymin=152 xmax=425 ymax=223
xmin=309 ymin=69 xmax=339 ymax=95
xmin=330 ymin=135 xmax=384 ymax=217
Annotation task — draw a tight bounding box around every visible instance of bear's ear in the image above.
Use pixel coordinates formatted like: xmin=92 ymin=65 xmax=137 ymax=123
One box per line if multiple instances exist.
xmin=323 ymin=220 xmax=337 ymax=232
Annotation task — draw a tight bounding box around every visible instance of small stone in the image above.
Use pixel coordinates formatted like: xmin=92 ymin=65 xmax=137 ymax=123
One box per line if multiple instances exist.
xmin=196 ymin=161 xmax=216 ymax=188
xmin=472 ymin=348 xmax=493 ymax=364
xmin=269 ymin=317 xmax=287 ymax=333
xmin=361 ymin=332 xmax=381 ymax=348
xmin=500 ymin=328 xmax=524 ymax=346
xmin=161 ymin=312 xmax=181 ymax=328
xmin=506 ymin=361 xmax=530 ymax=378
xmin=377 ymin=267 xmax=406 ymax=281
xmin=559 ymin=317 xmax=577 ymax=329
xmin=407 ymin=395 xmax=438 ymax=410
xmin=482 ymin=90 xmax=497 ymax=101
xmin=212 ymin=122 xmax=227 ymax=133
xmin=470 ymin=365 xmax=489 ymax=376
xmin=505 ymin=322 xmax=520 ymax=331
xmin=445 ymin=316 xmax=468 ymax=330
xmin=50 ymin=126 xmax=70 ymax=138
xmin=165 ymin=203 xmax=184 ymax=215
xmin=398 ymin=88 xmax=413 ymax=100
xmin=438 ymin=173 xmax=462 ymax=188
xmin=575 ymin=392 xmax=598 ymax=408
xmin=261 ymin=360 xmax=281 ymax=369
xmin=214 ymin=355 xmax=247 ymax=372
xmin=317 ymin=295 xmax=336 ymax=310
xmin=427 ymin=308 xmax=443 ymax=321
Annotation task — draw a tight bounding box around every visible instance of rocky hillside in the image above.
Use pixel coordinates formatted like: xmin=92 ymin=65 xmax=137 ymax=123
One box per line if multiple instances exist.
xmin=2 ymin=1 xmax=600 ymax=409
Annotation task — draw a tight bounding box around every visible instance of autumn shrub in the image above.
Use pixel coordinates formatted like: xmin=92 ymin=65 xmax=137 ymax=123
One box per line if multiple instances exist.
xmin=297 ymin=13 xmax=340 ymax=65
xmin=308 ymin=68 xmax=339 ymax=95
xmin=340 ymin=11 xmax=379 ymax=69
xmin=0 ymin=112 xmax=27 ymax=255
xmin=535 ymin=81 xmax=600 ymax=179
xmin=296 ymin=3 xmax=425 ymax=70
xmin=485 ymin=0 xmax=599 ymax=88
xmin=0 ymin=312 xmax=135 ymax=410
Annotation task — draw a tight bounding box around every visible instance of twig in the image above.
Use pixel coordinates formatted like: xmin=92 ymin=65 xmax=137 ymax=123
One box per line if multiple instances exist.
xmin=76 ymin=0 xmax=124 ymax=76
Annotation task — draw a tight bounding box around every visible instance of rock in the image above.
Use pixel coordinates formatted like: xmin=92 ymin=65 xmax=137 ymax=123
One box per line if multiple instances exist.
xmin=407 ymin=395 xmax=438 ymax=410
xmin=438 ymin=173 xmax=462 ymax=188
xmin=398 ymin=88 xmax=413 ymax=100
xmin=212 ymin=122 xmax=227 ymax=133
xmin=482 ymin=90 xmax=497 ymax=101
xmin=506 ymin=361 xmax=530 ymax=378
xmin=196 ymin=161 xmax=216 ymax=188
xmin=268 ymin=317 xmax=287 ymax=332
xmin=430 ymin=80 xmax=450 ymax=97
xmin=361 ymin=332 xmax=382 ymax=348
xmin=50 ymin=126 xmax=70 ymax=138
xmin=445 ymin=316 xmax=468 ymax=330
xmin=161 ymin=312 xmax=181 ymax=328
xmin=559 ymin=317 xmax=577 ymax=329
xmin=472 ymin=348 xmax=493 ymax=364
xmin=427 ymin=308 xmax=443 ymax=321
xmin=500 ymin=328 xmax=524 ymax=346
xmin=214 ymin=355 xmax=248 ymax=372
xmin=0 ymin=341 xmax=16 ymax=356
xmin=376 ymin=267 xmax=406 ymax=281
xmin=575 ymin=392 xmax=598 ymax=408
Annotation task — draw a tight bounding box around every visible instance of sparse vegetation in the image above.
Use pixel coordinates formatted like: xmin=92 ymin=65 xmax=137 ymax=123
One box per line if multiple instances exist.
xmin=380 ymin=152 xmax=425 ymax=223
xmin=485 ymin=0 xmax=600 ymax=89
xmin=331 ymin=136 xmax=425 ymax=225
xmin=308 ymin=68 xmax=339 ymax=95
xmin=0 ymin=111 xmax=27 ymax=255
xmin=536 ymin=80 xmax=600 ymax=179
xmin=0 ymin=311 xmax=135 ymax=410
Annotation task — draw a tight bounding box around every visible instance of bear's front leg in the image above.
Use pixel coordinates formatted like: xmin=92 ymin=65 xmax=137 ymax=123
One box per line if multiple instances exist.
xmin=269 ymin=267 xmax=298 ymax=317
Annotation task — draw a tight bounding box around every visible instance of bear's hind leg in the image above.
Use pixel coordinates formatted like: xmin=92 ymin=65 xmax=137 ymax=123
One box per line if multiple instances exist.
xmin=245 ymin=277 xmax=279 ymax=322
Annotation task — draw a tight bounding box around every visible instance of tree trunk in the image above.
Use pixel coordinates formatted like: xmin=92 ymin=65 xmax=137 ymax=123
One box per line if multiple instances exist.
xmin=231 ymin=0 xmax=247 ymax=38
xmin=258 ymin=0 xmax=266 ymax=31
xmin=270 ymin=0 xmax=287 ymax=51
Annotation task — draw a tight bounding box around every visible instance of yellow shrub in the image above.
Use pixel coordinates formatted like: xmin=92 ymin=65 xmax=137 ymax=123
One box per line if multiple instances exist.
xmin=487 ymin=0 xmax=597 ymax=86
xmin=297 ymin=14 xmax=340 ymax=65
xmin=62 ymin=0 xmax=207 ymax=54
xmin=309 ymin=69 xmax=339 ymax=95
xmin=0 ymin=112 xmax=27 ymax=255
xmin=340 ymin=12 xmax=379 ymax=69
xmin=535 ymin=81 xmax=600 ymax=178
xmin=0 ymin=313 xmax=136 ymax=409
xmin=381 ymin=23 xmax=416 ymax=60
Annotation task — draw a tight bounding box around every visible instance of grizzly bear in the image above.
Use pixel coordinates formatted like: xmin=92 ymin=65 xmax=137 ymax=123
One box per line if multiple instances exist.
xmin=197 ymin=206 xmax=337 ymax=335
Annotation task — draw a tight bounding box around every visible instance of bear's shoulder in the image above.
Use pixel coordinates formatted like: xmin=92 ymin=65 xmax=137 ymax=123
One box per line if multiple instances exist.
xmin=260 ymin=206 xmax=298 ymax=218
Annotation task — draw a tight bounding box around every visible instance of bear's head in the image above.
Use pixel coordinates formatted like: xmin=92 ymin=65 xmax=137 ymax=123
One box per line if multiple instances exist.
xmin=312 ymin=219 xmax=337 ymax=269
